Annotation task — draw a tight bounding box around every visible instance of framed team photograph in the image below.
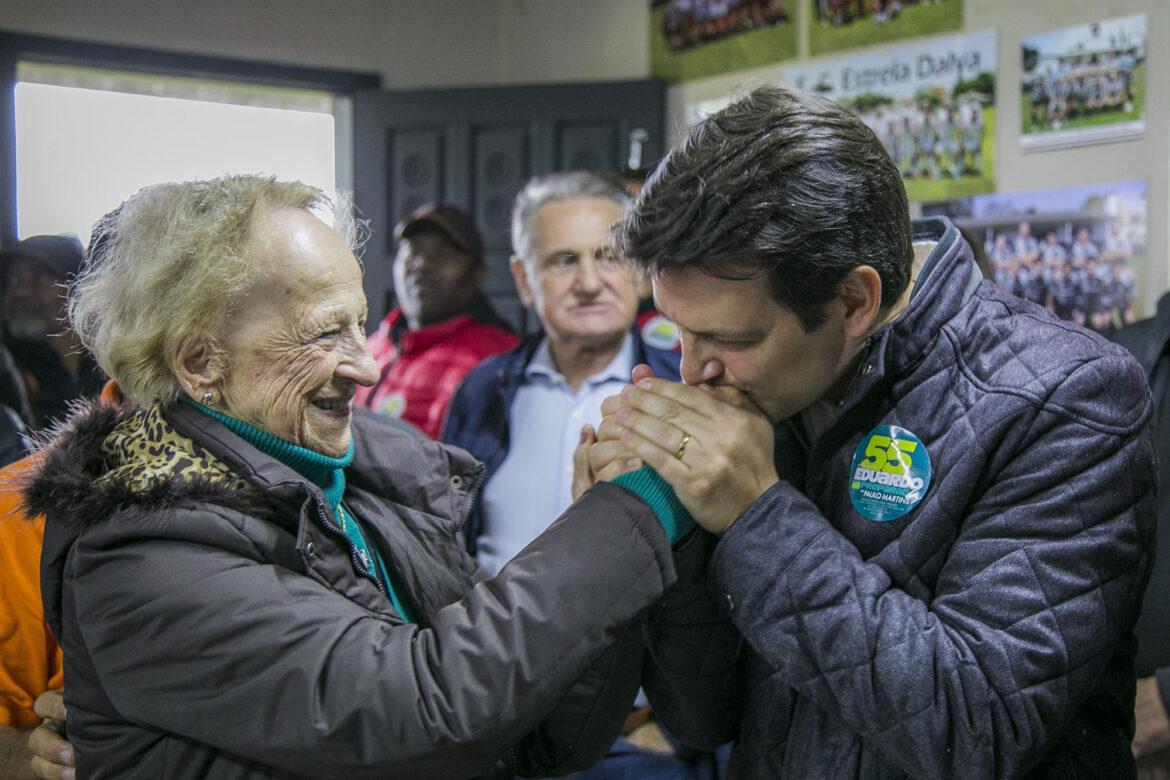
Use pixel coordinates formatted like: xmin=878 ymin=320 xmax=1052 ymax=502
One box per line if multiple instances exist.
xmin=784 ymin=29 xmax=996 ymax=203
xmin=650 ymin=0 xmax=797 ymax=83
xmin=922 ymin=179 xmax=1148 ymax=335
xmin=1020 ymin=14 xmax=1146 ymax=151
xmin=809 ymin=0 xmax=963 ymax=57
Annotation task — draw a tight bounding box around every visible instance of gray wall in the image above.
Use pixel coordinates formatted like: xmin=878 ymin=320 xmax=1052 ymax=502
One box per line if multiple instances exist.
xmin=0 ymin=0 xmax=649 ymax=88
xmin=669 ymin=0 xmax=1170 ymax=310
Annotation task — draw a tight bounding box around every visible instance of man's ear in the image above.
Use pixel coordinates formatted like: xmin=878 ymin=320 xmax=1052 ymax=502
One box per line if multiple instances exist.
xmin=510 ymin=256 xmax=535 ymax=308
xmin=172 ymin=336 xmax=223 ymax=401
xmin=838 ymin=265 xmax=884 ymax=340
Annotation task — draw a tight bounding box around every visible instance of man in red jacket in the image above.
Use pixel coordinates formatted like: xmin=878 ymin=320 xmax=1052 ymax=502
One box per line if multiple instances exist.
xmin=355 ymin=203 xmax=518 ymax=438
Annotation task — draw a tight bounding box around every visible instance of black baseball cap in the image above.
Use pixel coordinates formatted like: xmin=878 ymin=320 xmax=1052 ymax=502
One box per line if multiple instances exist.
xmin=394 ymin=203 xmax=483 ymax=263
xmin=0 ymin=235 xmax=86 ymax=279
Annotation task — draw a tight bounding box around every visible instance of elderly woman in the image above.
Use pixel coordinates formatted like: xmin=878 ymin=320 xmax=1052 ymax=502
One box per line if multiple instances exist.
xmin=24 ymin=175 xmax=687 ymax=779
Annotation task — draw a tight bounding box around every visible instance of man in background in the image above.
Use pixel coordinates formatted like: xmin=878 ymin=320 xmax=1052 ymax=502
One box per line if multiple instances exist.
xmin=355 ymin=203 xmax=518 ymax=438
xmin=1 ymin=235 xmax=104 ymax=428
xmin=443 ymin=171 xmax=721 ymax=778
xmin=443 ymin=172 xmax=672 ymax=571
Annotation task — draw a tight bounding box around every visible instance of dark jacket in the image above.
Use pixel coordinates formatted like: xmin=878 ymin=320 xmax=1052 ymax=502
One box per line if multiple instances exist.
xmin=642 ymin=216 xmax=1157 ymax=778
xmin=4 ymin=335 xmax=105 ymax=428
xmin=31 ymin=400 xmax=677 ymax=779
xmin=441 ymin=327 xmax=681 ymax=557
xmin=0 ymin=340 xmax=33 ymax=427
xmin=1111 ymin=291 xmax=1170 ymax=703
xmin=0 ymin=402 xmax=25 ymax=467
xmin=0 ymin=342 xmax=29 ymax=467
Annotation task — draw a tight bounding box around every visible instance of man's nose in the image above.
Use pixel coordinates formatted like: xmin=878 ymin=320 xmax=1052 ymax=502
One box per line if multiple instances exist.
xmin=679 ymin=342 xmax=723 ymax=386
xmin=573 ymin=256 xmax=603 ymax=293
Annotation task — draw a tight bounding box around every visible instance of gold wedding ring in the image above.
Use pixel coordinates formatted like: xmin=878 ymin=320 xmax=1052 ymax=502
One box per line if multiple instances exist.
xmin=675 ymin=432 xmax=692 ymax=460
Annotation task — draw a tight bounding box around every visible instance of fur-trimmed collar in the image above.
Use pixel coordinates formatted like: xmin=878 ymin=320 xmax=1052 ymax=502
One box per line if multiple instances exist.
xmin=23 ymin=399 xmax=274 ymax=534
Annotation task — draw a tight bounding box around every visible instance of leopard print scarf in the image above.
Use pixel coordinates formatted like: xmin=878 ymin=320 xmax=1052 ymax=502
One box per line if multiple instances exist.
xmin=99 ymin=404 xmax=249 ymax=494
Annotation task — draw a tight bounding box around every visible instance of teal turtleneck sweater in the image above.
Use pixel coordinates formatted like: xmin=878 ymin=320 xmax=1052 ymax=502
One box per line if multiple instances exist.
xmin=181 ymin=396 xmax=415 ymax=622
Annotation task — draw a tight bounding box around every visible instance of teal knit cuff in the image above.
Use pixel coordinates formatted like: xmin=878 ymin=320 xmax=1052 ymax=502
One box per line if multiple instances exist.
xmin=612 ymin=465 xmax=695 ymax=544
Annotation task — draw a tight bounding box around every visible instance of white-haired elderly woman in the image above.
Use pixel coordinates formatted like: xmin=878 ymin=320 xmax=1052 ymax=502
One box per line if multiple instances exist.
xmin=23 ymin=175 xmax=691 ymax=779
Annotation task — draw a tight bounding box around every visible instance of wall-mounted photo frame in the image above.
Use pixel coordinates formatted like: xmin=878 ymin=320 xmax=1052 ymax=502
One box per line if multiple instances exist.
xmin=809 ymin=0 xmax=963 ymax=57
xmin=784 ymin=29 xmax=996 ymax=202
xmin=650 ymin=0 xmax=797 ymax=82
xmin=1020 ymin=14 xmax=1146 ymax=151
xmin=923 ymin=179 xmax=1148 ymax=335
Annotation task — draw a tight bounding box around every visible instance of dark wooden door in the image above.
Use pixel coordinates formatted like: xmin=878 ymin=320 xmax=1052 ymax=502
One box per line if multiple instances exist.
xmin=353 ymin=80 xmax=664 ymax=333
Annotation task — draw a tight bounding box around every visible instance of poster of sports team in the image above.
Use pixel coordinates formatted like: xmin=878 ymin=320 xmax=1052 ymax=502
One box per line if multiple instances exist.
xmin=922 ymin=179 xmax=1148 ymax=334
xmin=783 ymin=29 xmax=996 ymax=203
xmin=1020 ymin=14 xmax=1146 ymax=151
xmin=653 ymin=4 xmax=1152 ymax=316
xmin=649 ymin=1 xmax=965 ymax=82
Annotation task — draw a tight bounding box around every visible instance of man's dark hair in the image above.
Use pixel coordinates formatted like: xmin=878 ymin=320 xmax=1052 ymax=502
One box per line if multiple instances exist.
xmin=621 ymin=85 xmax=913 ymax=331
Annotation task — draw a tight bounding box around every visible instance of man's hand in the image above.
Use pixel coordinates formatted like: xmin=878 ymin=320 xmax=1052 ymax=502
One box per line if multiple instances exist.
xmin=571 ymin=424 xmax=599 ymax=502
xmin=29 ymin=689 xmax=73 ymax=780
xmin=592 ymin=364 xmax=779 ymax=534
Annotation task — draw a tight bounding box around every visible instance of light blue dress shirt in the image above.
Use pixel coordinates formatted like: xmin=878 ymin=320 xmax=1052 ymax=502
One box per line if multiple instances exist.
xmin=476 ymin=334 xmax=635 ymax=575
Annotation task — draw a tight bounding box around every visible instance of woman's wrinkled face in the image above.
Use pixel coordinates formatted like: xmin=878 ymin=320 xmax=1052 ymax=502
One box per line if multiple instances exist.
xmin=215 ymin=207 xmax=379 ymax=457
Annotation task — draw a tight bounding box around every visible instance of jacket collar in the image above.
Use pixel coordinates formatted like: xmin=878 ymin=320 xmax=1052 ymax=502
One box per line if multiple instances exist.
xmin=387 ymin=295 xmax=515 ymax=354
xmin=838 ymin=215 xmax=980 ymax=410
xmin=390 ymin=311 xmax=480 ymax=356
xmin=501 ymin=323 xmax=682 ymax=388
xmin=524 ymin=333 xmax=635 ymax=387
xmin=32 ymin=398 xmax=484 ymax=636
xmin=166 ymin=402 xmax=481 ymax=532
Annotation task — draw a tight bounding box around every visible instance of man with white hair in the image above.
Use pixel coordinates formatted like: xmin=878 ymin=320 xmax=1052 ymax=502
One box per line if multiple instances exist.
xmin=443 ymin=171 xmax=722 ymax=778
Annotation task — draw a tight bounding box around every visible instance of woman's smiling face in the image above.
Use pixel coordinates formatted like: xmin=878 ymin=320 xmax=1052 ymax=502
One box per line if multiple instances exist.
xmin=214 ymin=207 xmax=379 ymax=456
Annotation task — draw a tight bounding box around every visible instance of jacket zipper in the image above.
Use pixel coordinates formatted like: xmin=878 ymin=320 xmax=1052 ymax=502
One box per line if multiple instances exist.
xmin=457 ymin=461 xmax=488 ymax=536
xmin=313 ymin=499 xmax=389 ymax=599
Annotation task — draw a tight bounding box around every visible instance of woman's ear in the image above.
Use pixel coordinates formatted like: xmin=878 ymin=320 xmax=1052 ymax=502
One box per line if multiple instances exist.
xmin=172 ymin=336 xmax=223 ymax=402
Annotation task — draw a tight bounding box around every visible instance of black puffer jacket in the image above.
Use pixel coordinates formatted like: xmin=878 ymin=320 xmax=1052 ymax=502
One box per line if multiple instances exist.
xmin=31 ymin=401 xmax=676 ymax=779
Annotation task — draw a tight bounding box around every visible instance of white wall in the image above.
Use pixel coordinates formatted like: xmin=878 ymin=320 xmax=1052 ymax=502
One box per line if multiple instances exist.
xmin=1 ymin=0 xmax=1166 ymax=299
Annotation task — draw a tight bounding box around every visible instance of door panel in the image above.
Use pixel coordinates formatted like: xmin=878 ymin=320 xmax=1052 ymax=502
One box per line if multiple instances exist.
xmin=353 ymin=80 xmax=664 ymax=333
xmin=558 ymin=121 xmax=618 ymax=172
xmin=389 ymin=127 xmax=447 ymax=244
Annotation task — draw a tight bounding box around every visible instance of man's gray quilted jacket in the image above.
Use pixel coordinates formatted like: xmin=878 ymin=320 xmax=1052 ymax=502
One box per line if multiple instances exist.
xmin=641 ymin=216 xmax=1157 ymax=779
